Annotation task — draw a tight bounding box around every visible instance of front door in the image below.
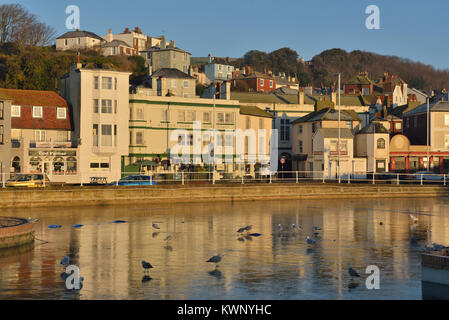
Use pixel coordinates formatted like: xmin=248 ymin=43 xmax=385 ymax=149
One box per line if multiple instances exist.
xmin=376 ymin=160 xmax=386 ymax=173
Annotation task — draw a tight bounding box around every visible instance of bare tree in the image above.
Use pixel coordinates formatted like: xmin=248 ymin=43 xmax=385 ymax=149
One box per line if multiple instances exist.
xmin=0 ymin=3 xmax=55 ymax=47
xmin=0 ymin=4 xmax=27 ymax=44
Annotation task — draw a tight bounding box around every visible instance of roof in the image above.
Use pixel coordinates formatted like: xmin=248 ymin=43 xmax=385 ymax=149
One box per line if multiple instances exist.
xmin=0 ymin=88 xmax=71 ymax=130
xmin=273 ymin=76 xmax=298 ymax=85
xmin=56 ymin=30 xmax=105 ymax=41
xmin=403 ymin=100 xmax=449 ymax=116
xmin=209 ymin=57 xmax=233 ymax=65
xmin=230 ymin=92 xmax=314 ymax=105
xmin=317 ymin=128 xmax=354 ymax=139
xmin=151 ymin=68 xmax=195 ymax=79
xmin=357 ymin=122 xmax=389 ymax=134
xmin=292 ymin=108 xmax=361 ymax=124
xmin=102 ymin=40 xmax=132 ymax=48
xmin=0 ymin=88 xmax=67 ymax=107
xmin=345 ymin=75 xmax=373 ymax=85
xmin=239 ymin=105 xmax=275 ymax=118
xmin=141 ymin=45 xmax=191 ymax=55
xmin=243 ymin=72 xmax=274 ymax=80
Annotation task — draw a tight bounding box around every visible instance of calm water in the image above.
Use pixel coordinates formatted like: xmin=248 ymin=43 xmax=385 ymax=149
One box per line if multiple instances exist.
xmin=0 ymin=197 xmax=449 ymax=300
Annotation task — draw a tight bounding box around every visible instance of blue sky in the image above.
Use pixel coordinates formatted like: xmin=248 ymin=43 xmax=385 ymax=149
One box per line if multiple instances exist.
xmin=8 ymin=0 xmax=449 ymax=70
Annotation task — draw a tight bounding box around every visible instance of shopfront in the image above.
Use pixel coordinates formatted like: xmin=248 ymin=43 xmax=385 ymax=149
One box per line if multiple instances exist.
xmin=28 ymin=150 xmax=77 ymax=175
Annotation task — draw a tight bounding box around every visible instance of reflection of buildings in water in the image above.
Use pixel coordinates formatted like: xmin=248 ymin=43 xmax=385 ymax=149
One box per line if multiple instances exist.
xmin=77 ymin=211 xmax=130 ymax=299
xmin=2 ymin=198 xmax=449 ymax=299
xmin=429 ymin=203 xmax=449 ymax=246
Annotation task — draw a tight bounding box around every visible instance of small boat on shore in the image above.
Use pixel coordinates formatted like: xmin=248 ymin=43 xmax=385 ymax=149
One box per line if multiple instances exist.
xmin=422 ymin=246 xmax=449 ymax=299
xmin=0 ymin=217 xmax=37 ymax=249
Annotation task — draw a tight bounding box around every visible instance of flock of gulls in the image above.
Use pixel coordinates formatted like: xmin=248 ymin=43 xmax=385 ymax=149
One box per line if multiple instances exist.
xmin=55 ymin=208 xmax=447 ymax=292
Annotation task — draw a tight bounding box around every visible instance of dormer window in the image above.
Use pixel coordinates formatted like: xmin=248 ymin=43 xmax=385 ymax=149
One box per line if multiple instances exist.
xmin=33 ymin=106 xmax=43 ymax=118
xmin=11 ymin=105 xmax=20 ymax=117
xmin=57 ymin=107 xmax=67 ymax=119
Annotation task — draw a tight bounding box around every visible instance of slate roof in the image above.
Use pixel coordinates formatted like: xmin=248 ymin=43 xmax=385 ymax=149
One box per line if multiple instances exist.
xmin=102 ymin=40 xmax=132 ymax=48
xmin=292 ymin=108 xmax=361 ymax=124
xmin=243 ymin=72 xmax=274 ymax=80
xmin=345 ymin=75 xmax=373 ymax=85
xmin=141 ymin=45 xmax=191 ymax=55
xmin=357 ymin=122 xmax=389 ymax=134
xmin=239 ymin=105 xmax=275 ymax=119
xmin=317 ymin=128 xmax=354 ymax=139
xmin=403 ymin=100 xmax=449 ymax=116
xmin=56 ymin=30 xmax=105 ymax=41
xmin=151 ymin=68 xmax=195 ymax=79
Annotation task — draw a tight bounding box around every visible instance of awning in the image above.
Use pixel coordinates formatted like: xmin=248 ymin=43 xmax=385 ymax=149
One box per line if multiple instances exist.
xmin=134 ymin=160 xmax=159 ymax=166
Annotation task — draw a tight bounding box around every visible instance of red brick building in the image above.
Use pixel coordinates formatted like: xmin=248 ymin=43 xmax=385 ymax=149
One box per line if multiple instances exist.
xmin=0 ymin=88 xmax=74 ymax=175
xmin=232 ymin=72 xmax=276 ymax=93
xmin=344 ymin=72 xmax=373 ymax=95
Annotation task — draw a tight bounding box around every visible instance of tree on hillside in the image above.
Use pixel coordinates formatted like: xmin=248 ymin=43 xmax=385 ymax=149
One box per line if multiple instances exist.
xmin=0 ymin=3 xmax=55 ymax=46
xmin=243 ymin=50 xmax=270 ymax=72
xmin=269 ymin=47 xmax=299 ymax=74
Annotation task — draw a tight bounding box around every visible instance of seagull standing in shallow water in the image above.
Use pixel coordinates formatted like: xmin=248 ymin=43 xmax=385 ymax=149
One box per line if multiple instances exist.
xmin=306 ymin=236 xmax=316 ymax=245
xmin=206 ymin=254 xmax=223 ymax=268
xmin=152 ymin=223 xmax=160 ymax=230
xmin=142 ymin=260 xmax=153 ymax=273
xmin=348 ymin=266 xmax=360 ymax=278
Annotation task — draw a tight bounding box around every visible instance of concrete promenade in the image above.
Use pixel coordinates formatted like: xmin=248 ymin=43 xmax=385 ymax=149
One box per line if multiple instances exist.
xmin=0 ymin=183 xmax=448 ymax=209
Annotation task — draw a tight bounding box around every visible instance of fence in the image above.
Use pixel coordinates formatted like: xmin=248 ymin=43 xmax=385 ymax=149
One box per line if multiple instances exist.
xmin=1 ymin=171 xmax=449 ymax=188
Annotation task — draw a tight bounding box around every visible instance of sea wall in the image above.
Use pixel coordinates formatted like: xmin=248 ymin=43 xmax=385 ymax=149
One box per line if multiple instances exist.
xmin=0 ymin=183 xmax=448 ymax=209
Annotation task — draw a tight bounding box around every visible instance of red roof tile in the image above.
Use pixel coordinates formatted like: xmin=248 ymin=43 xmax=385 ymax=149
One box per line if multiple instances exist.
xmin=0 ymin=88 xmax=68 ymax=107
xmin=0 ymin=88 xmax=71 ymax=130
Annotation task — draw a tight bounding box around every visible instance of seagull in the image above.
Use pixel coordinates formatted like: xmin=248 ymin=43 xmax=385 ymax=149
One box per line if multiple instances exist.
xmin=237 ymin=225 xmax=252 ymax=233
xmin=152 ymin=223 xmax=160 ymax=230
xmin=237 ymin=227 xmax=246 ymax=233
xmin=306 ymin=236 xmax=316 ymax=245
xmin=142 ymin=260 xmax=153 ymax=271
xmin=348 ymin=266 xmax=360 ymax=277
xmin=60 ymin=256 xmax=69 ymax=266
xmin=206 ymin=254 xmax=223 ymax=268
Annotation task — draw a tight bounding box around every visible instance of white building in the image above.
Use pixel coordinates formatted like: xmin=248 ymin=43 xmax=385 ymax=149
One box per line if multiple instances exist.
xmin=60 ymin=62 xmax=131 ymax=184
xmin=56 ymin=29 xmax=105 ymax=51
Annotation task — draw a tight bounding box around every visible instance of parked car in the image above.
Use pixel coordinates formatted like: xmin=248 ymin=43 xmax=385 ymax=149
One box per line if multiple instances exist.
xmin=109 ymin=175 xmax=157 ymax=186
xmin=404 ymin=171 xmax=445 ymax=181
xmin=6 ymin=174 xmax=50 ymax=187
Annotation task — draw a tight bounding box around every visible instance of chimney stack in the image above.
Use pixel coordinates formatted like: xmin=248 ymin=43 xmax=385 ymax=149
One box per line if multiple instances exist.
xmin=298 ymin=88 xmax=304 ymax=105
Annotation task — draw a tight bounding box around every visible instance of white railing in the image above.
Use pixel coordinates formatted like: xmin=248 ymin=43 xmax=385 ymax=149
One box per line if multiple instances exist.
xmin=1 ymin=171 xmax=448 ymax=188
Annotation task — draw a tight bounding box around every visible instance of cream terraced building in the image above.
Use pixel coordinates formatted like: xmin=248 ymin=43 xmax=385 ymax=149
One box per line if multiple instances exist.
xmin=127 ymin=95 xmax=274 ymax=177
xmin=60 ymin=63 xmax=131 ymax=184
